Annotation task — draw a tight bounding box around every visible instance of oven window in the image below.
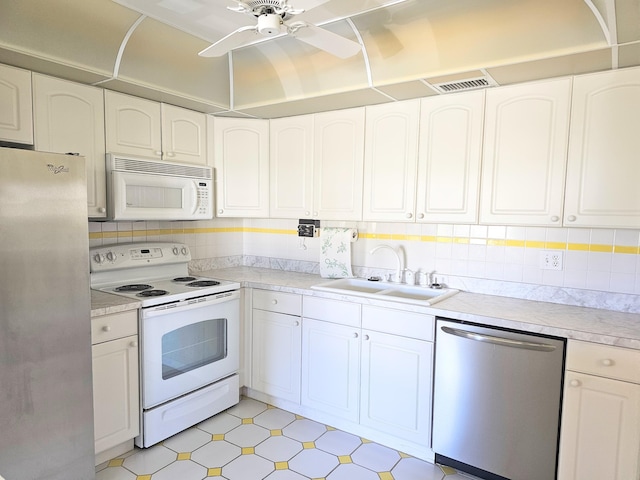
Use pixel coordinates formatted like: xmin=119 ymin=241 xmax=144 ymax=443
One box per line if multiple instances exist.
xmin=161 ymin=318 xmax=227 ymax=379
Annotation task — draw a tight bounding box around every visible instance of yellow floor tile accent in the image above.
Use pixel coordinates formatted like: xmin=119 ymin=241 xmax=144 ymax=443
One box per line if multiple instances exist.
xmin=302 ymin=441 xmax=316 ymax=449
xmin=361 ymin=438 xmax=372 ymax=443
xmin=271 ymin=429 xmax=283 ymax=436
xmin=207 ymin=467 xmax=222 ymax=476
xmin=326 ymin=425 xmax=337 ymax=431
xmin=399 ymin=452 xmax=411 ymax=458
xmin=338 ymin=455 xmax=352 ymax=464
xmin=137 ymin=476 xmax=152 ymax=480
xmin=242 ymin=447 xmax=255 ymax=455
xmin=439 ymin=464 xmax=457 ymax=475
xmin=242 ymin=418 xmax=254 ymax=424
xmin=275 ymin=461 xmax=289 ymax=470
xmin=108 ymin=459 xmax=124 ymax=467
xmin=378 ymin=472 xmax=394 ymax=480
xmin=295 ymin=414 xmax=305 ymax=420
xmin=212 ymin=433 xmax=225 ymax=441
xmin=177 ymin=452 xmax=191 ymax=460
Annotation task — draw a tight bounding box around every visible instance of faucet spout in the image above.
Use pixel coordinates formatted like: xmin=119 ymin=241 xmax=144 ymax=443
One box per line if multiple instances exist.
xmin=370 ymin=244 xmax=403 ymax=283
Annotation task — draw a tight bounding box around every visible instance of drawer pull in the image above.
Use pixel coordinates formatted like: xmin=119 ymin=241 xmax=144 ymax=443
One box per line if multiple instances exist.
xmin=294 ymin=321 xmax=300 ymax=327
xmin=601 ymin=358 xmax=614 ymax=367
xmin=272 ymin=299 xmax=278 ymax=305
xmin=130 ymin=341 xmax=138 ymax=348
xmin=570 ymin=379 xmax=581 ymax=387
xmin=102 ymin=325 xmax=111 ymax=332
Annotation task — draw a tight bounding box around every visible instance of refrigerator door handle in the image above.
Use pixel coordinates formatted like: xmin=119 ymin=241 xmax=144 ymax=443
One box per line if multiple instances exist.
xmin=440 ymin=325 xmax=557 ymax=352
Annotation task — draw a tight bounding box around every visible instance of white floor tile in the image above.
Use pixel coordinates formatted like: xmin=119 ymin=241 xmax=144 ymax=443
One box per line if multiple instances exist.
xmin=163 ymin=427 xmax=212 ymax=453
xmin=225 ymin=423 xmax=271 ymax=447
xmin=223 ymin=454 xmax=275 ymax=480
xmin=392 ymin=457 xmax=445 ymax=480
xmin=151 ymin=459 xmax=208 ymax=480
xmin=289 ymin=448 xmax=339 ymax=478
xmin=197 ymin=411 xmax=242 ymax=434
xmin=255 ymin=435 xmax=303 ymax=461
xmin=315 ymin=429 xmax=362 ymax=455
xmin=95 ymin=466 xmax=136 ymax=480
xmin=227 ymin=397 xmax=269 ymax=418
xmin=264 ymin=470 xmax=309 ymax=480
xmin=351 ymin=442 xmax=400 ymax=472
xmin=282 ymin=418 xmax=327 ymax=442
xmin=191 ymin=439 xmax=242 ymax=468
xmin=254 ymin=408 xmax=297 ymax=430
xmin=327 ymin=463 xmax=380 ymax=480
xmin=122 ymin=444 xmax=176 ymax=475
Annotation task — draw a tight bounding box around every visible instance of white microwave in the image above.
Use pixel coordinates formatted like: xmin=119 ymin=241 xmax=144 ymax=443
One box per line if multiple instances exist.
xmin=107 ymin=154 xmax=213 ymax=221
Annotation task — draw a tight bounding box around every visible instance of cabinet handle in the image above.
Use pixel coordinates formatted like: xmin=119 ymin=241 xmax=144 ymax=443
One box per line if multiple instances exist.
xmin=405 ymin=213 xmax=413 ymax=219
xmin=305 ymin=211 xmax=310 ymax=216
xmin=154 ymin=151 xmax=163 ymax=156
xmin=570 ymin=379 xmax=581 ymax=387
xmin=601 ymin=358 xmax=614 ymax=366
xmin=417 ymin=213 xmax=425 ymax=220
xmin=271 ymin=299 xmax=278 ymax=305
xmin=130 ymin=341 xmax=138 ymax=348
xmin=567 ymin=215 xmax=577 ymax=222
xmin=352 ymin=332 xmax=358 ymax=338
xmin=363 ymin=334 xmax=370 ymax=341
xmin=102 ymin=325 xmax=111 ymax=332
xmin=294 ymin=321 xmax=300 ymax=327
xmin=98 ymin=207 xmax=106 ymax=213
xmin=313 ymin=212 xmax=318 ymax=217
xmin=550 ymin=215 xmax=559 ymax=222
xmin=167 ymin=152 xmax=176 ymax=157
xmin=218 ymin=209 xmax=224 ymax=214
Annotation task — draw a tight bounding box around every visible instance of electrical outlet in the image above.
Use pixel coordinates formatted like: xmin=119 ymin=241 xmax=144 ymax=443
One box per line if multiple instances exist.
xmin=540 ymin=250 xmax=564 ymax=271
xmin=298 ymin=219 xmax=320 ymax=237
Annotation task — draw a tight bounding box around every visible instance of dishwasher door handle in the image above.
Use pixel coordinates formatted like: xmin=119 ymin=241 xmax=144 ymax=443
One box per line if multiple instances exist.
xmin=440 ymin=325 xmax=557 ymax=352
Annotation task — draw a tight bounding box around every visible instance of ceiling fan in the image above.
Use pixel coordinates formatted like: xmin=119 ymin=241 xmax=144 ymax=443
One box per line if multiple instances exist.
xmin=198 ymin=0 xmax=362 ymax=58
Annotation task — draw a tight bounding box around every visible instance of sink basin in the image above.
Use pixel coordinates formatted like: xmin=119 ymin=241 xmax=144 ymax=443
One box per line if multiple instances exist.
xmin=311 ymin=278 xmax=458 ymax=306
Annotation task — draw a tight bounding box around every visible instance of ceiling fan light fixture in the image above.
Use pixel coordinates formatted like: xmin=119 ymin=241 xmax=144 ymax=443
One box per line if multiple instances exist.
xmin=257 ymin=13 xmax=282 ymax=36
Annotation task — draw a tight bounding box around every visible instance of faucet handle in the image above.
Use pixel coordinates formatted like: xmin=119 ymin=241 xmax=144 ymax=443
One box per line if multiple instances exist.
xmin=403 ymin=268 xmax=415 ymax=285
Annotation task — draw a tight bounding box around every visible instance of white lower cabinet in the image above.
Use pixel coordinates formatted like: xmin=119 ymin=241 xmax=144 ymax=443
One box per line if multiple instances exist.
xmin=251 ymin=290 xmax=302 ymax=404
xmin=558 ymin=340 xmax=640 ymax=480
xmin=91 ymin=310 xmax=139 ymax=465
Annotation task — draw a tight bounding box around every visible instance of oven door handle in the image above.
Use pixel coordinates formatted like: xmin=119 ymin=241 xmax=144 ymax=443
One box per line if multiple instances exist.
xmin=144 ymin=290 xmax=240 ymax=317
xmin=440 ymin=326 xmax=557 ymax=352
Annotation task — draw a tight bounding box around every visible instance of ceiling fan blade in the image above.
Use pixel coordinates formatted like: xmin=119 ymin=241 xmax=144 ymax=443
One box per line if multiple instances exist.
xmin=289 ymin=22 xmax=361 ymax=59
xmin=198 ymin=25 xmax=259 ymax=57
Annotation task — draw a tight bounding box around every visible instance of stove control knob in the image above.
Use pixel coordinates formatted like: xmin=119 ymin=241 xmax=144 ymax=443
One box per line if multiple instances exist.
xmin=93 ymin=254 xmax=103 ymax=264
xmin=172 ymin=247 xmax=180 ymax=256
xmin=181 ymin=247 xmax=188 ymax=256
xmin=105 ymin=251 xmax=116 ymax=262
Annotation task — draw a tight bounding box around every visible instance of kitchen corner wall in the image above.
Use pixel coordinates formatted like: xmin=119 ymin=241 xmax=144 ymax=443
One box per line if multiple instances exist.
xmin=89 ymin=218 xmax=640 ymax=313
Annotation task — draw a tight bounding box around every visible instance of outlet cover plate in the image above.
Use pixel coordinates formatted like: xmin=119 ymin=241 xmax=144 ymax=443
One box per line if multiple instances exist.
xmin=540 ymin=250 xmax=564 ymax=270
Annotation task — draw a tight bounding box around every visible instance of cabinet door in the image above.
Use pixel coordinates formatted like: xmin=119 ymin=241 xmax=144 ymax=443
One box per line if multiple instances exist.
xmin=0 ymin=64 xmax=32 ymax=144
xmin=360 ymin=330 xmax=432 ymax=446
xmin=270 ymin=115 xmax=314 ymax=218
xmin=105 ymin=90 xmax=162 ymax=158
xmin=416 ymin=91 xmax=484 ymax=223
xmin=92 ymin=335 xmax=140 ymax=455
xmin=565 ymin=67 xmax=640 ymax=228
xmin=363 ymin=100 xmax=420 ymax=222
xmin=33 ymin=74 xmax=107 ymax=218
xmin=161 ymin=103 xmax=207 ymax=165
xmin=301 ymin=318 xmax=360 ymax=422
xmin=313 ymin=108 xmax=365 ymax=221
xmin=213 ymin=117 xmax=269 ymax=217
xmin=252 ymin=309 xmax=302 ymax=403
xmin=559 ymin=371 xmax=640 ymax=480
xmin=480 ymin=78 xmax=571 ymax=226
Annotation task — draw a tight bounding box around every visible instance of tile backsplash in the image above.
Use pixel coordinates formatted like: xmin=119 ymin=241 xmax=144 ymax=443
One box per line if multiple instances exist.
xmin=89 ymin=218 xmax=640 ymax=312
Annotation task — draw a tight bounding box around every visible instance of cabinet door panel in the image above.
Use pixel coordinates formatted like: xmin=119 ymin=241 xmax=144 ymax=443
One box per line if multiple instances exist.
xmin=33 ymin=74 xmax=106 ymax=217
xmin=559 ymin=372 xmax=640 ymax=480
xmin=565 ymin=67 xmax=640 ymax=228
xmin=92 ymin=335 xmax=139 ymax=455
xmin=301 ymin=318 xmax=360 ymax=422
xmin=360 ymin=330 xmax=432 ymax=445
xmin=363 ymin=100 xmax=419 ymax=222
xmin=252 ymin=309 xmax=301 ymax=403
xmin=480 ymin=78 xmax=571 ymax=225
xmin=0 ymin=64 xmax=32 ymax=144
xmin=417 ymin=91 xmax=484 ymax=223
xmin=161 ymin=104 xmax=207 ymax=165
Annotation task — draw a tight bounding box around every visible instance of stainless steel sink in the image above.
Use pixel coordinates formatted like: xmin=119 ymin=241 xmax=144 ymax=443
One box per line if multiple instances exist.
xmin=311 ymin=278 xmax=458 ymax=306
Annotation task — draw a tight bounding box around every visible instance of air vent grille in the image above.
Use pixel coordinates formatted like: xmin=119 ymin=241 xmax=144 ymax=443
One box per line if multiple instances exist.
xmin=429 ymin=74 xmax=498 ymax=94
xmin=112 ymin=156 xmax=212 ymax=179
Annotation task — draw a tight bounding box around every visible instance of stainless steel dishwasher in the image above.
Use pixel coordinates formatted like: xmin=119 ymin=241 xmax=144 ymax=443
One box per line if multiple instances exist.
xmin=432 ymin=318 xmax=566 ymax=480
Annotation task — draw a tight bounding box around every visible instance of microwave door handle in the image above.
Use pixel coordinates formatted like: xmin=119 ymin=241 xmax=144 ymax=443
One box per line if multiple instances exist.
xmin=190 ymin=180 xmax=199 ymax=215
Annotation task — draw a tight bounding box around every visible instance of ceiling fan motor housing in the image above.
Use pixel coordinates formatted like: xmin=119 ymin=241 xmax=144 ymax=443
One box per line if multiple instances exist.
xmin=258 ymin=13 xmax=282 ymax=35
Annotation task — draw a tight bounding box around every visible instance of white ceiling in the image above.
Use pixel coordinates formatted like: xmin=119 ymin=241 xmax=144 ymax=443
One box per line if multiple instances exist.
xmin=0 ymin=0 xmax=639 ymax=118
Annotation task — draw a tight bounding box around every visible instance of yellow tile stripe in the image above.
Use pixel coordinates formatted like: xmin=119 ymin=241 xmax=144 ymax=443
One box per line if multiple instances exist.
xmin=89 ymin=227 xmax=640 ymax=254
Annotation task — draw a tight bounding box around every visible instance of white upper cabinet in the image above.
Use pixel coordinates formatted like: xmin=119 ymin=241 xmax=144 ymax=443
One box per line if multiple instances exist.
xmin=161 ymin=103 xmax=207 ymax=165
xmin=363 ymin=100 xmax=420 ymax=222
xmin=565 ymin=67 xmax=640 ymax=228
xmin=105 ymin=90 xmax=162 ymax=158
xmin=33 ymin=74 xmax=107 ymax=218
xmin=313 ymin=108 xmax=365 ymax=221
xmin=213 ymin=117 xmax=269 ymax=217
xmin=0 ymin=64 xmax=33 ymax=144
xmin=480 ymin=78 xmax=572 ymax=226
xmin=416 ymin=91 xmax=484 ymax=224
xmin=269 ymin=114 xmax=314 ymax=219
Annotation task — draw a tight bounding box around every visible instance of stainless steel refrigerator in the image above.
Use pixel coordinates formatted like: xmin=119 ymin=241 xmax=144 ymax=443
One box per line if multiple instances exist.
xmin=0 ymin=148 xmax=95 ymax=480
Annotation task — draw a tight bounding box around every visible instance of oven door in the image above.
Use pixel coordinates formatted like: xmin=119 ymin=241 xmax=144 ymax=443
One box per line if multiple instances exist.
xmin=140 ymin=290 xmax=240 ymax=409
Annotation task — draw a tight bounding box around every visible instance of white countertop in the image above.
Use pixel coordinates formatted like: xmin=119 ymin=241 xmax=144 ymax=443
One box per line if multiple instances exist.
xmin=91 ymin=289 xmax=141 ymax=317
xmin=200 ymin=266 xmax=640 ymax=350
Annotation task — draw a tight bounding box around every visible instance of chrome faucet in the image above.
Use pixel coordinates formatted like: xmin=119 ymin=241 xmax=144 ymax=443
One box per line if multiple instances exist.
xmin=370 ymin=244 xmax=403 ymax=283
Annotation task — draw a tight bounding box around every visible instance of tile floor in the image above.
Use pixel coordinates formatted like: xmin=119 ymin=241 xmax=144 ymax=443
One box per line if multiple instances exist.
xmin=96 ymin=397 xmax=473 ymax=480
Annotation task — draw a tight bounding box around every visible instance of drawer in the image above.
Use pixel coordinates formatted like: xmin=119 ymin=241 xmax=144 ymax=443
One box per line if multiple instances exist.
xmin=566 ymin=340 xmax=640 ymax=384
xmin=303 ymin=296 xmax=361 ymax=328
xmin=362 ymin=305 xmax=434 ymax=341
xmin=253 ymin=290 xmax=301 ymax=316
xmin=91 ymin=310 xmax=138 ymax=345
